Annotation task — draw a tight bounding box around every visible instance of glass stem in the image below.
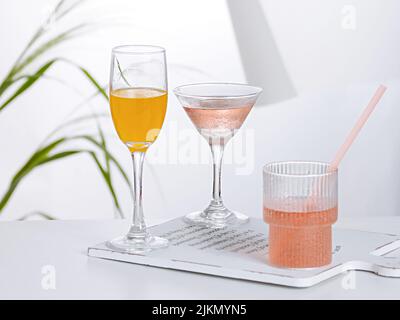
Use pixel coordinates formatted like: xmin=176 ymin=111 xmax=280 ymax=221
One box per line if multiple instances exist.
xmin=210 ymin=143 xmax=225 ymax=205
xmin=128 ymin=151 xmax=147 ymax=239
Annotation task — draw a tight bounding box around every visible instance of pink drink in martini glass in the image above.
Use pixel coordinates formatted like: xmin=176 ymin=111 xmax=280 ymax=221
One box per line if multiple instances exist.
xmin=175 ymin=83 xmax=262 ymax=228
xmin=184 ymin=103 xmax=253 ymax=145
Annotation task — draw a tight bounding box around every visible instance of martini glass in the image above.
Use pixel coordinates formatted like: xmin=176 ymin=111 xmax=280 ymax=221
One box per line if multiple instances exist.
xmin=174 ymin=83 xmax=262 ymax=228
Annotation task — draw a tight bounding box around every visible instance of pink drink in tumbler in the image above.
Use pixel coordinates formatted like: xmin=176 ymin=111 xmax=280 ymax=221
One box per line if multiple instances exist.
xmin=263 ymin=162 xmax=338 ymax=268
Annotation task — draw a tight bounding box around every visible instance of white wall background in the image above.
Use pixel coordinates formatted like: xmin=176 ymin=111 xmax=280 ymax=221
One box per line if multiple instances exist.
xmin=0 ymin=0 xmax=399 ymax=223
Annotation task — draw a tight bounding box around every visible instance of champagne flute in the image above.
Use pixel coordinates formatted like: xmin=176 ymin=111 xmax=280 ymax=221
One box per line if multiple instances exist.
xmin=107 ymin=45 xmax=168 ymax=253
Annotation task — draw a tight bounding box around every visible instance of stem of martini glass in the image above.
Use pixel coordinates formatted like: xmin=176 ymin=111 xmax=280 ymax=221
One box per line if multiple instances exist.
xmin=206 ymin=141 xmax=229 ymax=219
xmin=127 ymin=151 xmax=147 ymax=240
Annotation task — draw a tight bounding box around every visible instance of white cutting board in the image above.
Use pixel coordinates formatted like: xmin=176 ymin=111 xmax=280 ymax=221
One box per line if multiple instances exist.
xmin=88 ymin=218 xmax=400 ymax=288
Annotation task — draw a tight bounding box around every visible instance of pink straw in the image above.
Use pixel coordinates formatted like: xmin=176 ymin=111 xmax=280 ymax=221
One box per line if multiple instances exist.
xmin=328 ymin=85 xmax=387 ymax=170
xmin=306 ymin=85 xmax=387 ymax=209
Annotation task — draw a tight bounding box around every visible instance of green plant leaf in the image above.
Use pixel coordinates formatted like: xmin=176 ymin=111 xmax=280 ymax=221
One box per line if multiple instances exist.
xmin=49 ymin=112 xmax=109 ymax=137
xmin=11 ymin=138 xmax=67 ymax=182
xmin=0 ymin=0 xmax=66 ymax=88
xmin=0 ymin=134 xmax=130 ymax=219
xmin=0 ymin=60 xmax=56 ymax=112
xmin=0 ymin=0 xmax=87 ymax=98
xmin=74 ymin=134 xmax=132 ymax=195
xmin=10 ymin=23 xmax=87 ymax=78
xmin=0 ymin=58 xmax=107 ymax=113
xmin=18 ymin=211 xmax=56 ymax=220
xmin=86 ymin=150 xmax=123 ymax=218
xmin=65 ymin=61 xmax=108 ymax=100
xmin=38 ymin=150 xmax=82 ymax=166
xmin=0 ymin=141 xmax=77 ymax=212
xmin=95 ymin=125 xmax=125 ymax=219
xmin=56 ymin=0 xmax=84 ymax=21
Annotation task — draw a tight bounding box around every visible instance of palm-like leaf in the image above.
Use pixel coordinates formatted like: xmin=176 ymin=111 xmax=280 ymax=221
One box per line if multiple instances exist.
xmin=18 ymin=211 xmax=56 ymax=221
xmin=0 ymin=131 xmax=131 ymax=219
xmin=0 ymin=60 xmax=56 ymax=111
xmin=0 ymin=0 xmax=131 ymax=219
xmin=0 ymin=0 xmax=85 ymax=97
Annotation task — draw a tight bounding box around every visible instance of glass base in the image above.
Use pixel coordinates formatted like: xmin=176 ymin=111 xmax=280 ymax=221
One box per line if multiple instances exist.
xmin=106 ymin=234 xmax=168 ymax=254
xmin=184 ymin=207 xmax=249 ymax=229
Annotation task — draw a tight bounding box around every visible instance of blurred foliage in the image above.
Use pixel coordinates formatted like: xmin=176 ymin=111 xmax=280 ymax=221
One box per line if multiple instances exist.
xmin=0 ymin=0 xmax=131 ymax=219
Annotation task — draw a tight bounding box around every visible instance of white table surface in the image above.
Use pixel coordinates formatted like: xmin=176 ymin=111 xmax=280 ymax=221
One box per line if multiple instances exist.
xmin=1 ymin=217 xmax=399 ymax=300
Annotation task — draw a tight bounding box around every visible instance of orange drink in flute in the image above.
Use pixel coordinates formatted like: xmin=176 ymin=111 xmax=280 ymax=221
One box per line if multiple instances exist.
xmin=110 ymin=88 xmax=167 ymax=152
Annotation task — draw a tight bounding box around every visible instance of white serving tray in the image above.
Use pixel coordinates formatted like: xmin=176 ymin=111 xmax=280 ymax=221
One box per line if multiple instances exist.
xmin=88 ymin=218 xmax=400 ymax=288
